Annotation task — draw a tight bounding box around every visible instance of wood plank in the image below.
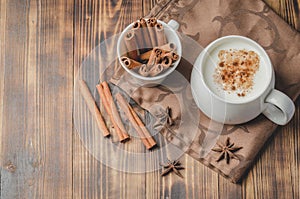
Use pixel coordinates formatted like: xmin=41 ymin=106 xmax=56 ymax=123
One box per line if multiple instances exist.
xmin=265 ymin=0 xmax=300 ymax=31
xmin=0 ymin=0 xmax=73 ymax=198
xmin=73 ymin=1 xmax=152 ymax=198
xmin=244 ymin=99 xmax=300 ymax=199
xmin=183 ymin=155 xmax=219 ymax=199
xmin=0 ymin=0 xmax=7 ymax=172
xmin=244 ymin=1 xmax=300 ymax=198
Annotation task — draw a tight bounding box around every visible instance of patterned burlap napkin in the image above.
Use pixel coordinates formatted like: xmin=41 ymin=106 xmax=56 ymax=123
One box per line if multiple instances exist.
xmin=110 ymin=0 xmax=300 ymax=183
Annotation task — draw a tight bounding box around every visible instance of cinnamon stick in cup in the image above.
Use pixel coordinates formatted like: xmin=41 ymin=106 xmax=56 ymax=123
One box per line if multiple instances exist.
xmin=78 ymin=80 xmax=110 ymax=137
xmin=148 ymin=17 xmax=157 ymax=25
xmin=149 ymin=64 xmax=164 ymax=77
xmin=124 ymin=30 xmax=139 ymax=60
xmin=96 ymin=83 xmax=129 ymax=142
xmin=146 ymin=50 xmax=157 ymax=66
xmin=121 ymin=56 xmax=142 ymax=69
xmin=140 ymin=18 xmax=152 ymax=49
xmin=132 ymin=21 xmax=145 ymax=51
xmin=140 ymin=18 xmax=147 ymax=27
xmin=161 ymin=55 xmax=173 ymax=69
xmin=147 ymin=48 xmax=163 ymax=66
xmin=165 ymin=51 xmax=179 ymax=62
xmin=138 ymin=64 xmax=150 ymax=77
xmin=147 ymin=17 xmax=158 ymax=47
xmin=160 ymin=42 xmax=176 ymax=51
xmin=155 ymin=23 xmax=167 ymax=46
xmin=116 ymin=93 xmax=156 ymax=149
xmin=141 ymin=46 xmax=172 ymax=61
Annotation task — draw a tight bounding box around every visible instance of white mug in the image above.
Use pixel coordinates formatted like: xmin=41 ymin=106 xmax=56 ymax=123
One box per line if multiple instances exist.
xmin=191 ymin=35 xmax=295 ymax=125
xmin=117 ymin=19 xmax=182 ymax=86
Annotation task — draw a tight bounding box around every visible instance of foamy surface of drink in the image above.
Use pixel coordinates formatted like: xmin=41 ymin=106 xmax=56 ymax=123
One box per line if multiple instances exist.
xmin=202 ymin=39 xmax=270 ymax=103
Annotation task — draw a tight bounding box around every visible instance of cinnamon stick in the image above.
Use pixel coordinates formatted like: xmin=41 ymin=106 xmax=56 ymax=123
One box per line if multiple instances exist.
xmin=140 ymin=18 xmax=152 ymax=49
xmin=155 ymin=23 xmax=167 ymax=46
xmin=147 ymin=17 xmax=158 ymax=47
xmin=101 ymin=82 xmax=129 ymax=141
xmin=78 ymin=80 xmax=110 ymax=137
xmin=140 ymin=18 xmax=147 ymax=28
xmin=164 ymin=51 xmax=179 ymax=62
xmin=148 ymin=17 xmax=157 ymax=26
xmin=147 ymin=48 xmax=163 ymax=66
xmin=146 ymin=50 xmax=158 ymax=66
xmin=149 ymin=64 xmax=164 ymax=76
xmin=141 ymin=47 xmax=170 ymax=61
xmin=124 ymin=30 xmax=139 ymax=60
xmin=116 ymin=93 xmax=156 ymax=149
xmin=128 ymin=105 xmax=156 ymax=148
xmin=96 ymin=83 xmax=129 ymax=142
xmin=161 ymin=55 xmax=173 ymax=69
xmin=132 ymin=21 xmax=145 ymax=51
xmin=160 ymin=43 xmax=176 ymax=51
xmin=121 ymin=56 xmax=142 ymax=69
xmin=138 ymin=64 xmax=150 ymax=77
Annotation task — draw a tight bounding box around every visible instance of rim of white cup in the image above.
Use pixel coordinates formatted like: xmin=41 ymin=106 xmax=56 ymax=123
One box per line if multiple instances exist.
xmin=117 ymin=19 xmax=182 ymax=81
xmin=199 ymin=35 xmax=273 ymax=104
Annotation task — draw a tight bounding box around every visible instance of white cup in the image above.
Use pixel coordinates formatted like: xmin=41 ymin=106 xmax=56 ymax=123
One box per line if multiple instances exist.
xmin=191 ymin=35 xmax=295 ymax=125
xmin=117 ymin=19 xmax=182 ymax=86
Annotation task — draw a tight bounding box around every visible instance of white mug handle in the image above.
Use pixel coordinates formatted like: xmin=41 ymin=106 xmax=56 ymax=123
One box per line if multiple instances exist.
xmin=167 ymin=20 xmax=180 ymax=31
xmin=262 ymin=89 xmax=295 ymax=125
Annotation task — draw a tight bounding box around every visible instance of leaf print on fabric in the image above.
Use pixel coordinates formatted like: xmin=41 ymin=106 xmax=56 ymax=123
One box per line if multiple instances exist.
xmin=212 ymin=5 xmax=286 ymax=53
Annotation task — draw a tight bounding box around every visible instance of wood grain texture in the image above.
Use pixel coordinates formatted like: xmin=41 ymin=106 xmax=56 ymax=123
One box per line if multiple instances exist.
xmin=73 ymin=1 xmax=163 ymax=199
xmin=265 ymin=0 xmax=300 ymax=31
xmin=0 ymin=0 xmax=299 ymax=199
xmin=0 ymin=0 xmax=73 ymax=198
xmin=73 ymin=1 xmax=299 ymax=199
xmin=244 ymin=99 xmax=300 ymax=199
xmin=245 ymin=1 xmax=300 ymax=198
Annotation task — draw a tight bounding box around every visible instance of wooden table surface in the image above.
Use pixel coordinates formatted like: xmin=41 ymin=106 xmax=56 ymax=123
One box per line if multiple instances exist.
xmin=0 ymin=0 xmax=299 ymax=198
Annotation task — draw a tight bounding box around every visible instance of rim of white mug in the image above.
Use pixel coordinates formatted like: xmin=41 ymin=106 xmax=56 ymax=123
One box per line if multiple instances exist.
xmin=199 ymin=35 xmax=273 ymax=104
xmin=117 ymin=19 xmax=182 ymax=81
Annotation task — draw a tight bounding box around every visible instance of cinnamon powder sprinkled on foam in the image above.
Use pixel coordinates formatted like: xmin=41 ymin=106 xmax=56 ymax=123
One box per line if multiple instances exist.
xmin=214 ymin=49 xmax=260 ymax=97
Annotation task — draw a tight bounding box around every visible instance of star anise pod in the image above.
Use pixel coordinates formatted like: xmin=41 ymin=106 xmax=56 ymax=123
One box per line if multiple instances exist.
xmin=165 ymin=106 xmax=174 ymax=126
xmin=160 ymin=159 xmax=185 ymax=178
xmin=212 ymin=137 xmax=243 ymax=164
xmin=153 ymin=106 xmax=174 ymax=130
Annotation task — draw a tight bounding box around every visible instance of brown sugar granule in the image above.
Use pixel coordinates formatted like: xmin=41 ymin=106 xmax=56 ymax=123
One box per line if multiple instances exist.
xmin=214 ymin=49 xmax=260 ymax=96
